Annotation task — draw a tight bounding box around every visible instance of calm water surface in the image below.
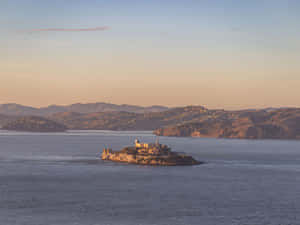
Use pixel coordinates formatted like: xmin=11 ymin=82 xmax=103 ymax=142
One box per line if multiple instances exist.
xmin=0 ymin=130 xmax=300 ymax=225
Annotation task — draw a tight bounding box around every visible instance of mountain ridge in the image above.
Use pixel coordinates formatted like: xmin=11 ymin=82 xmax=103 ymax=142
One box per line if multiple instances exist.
xmin=0 ymin=102 xmax=169 ymax=116
xmin=1 ymin=105 xmax=300 ymax=139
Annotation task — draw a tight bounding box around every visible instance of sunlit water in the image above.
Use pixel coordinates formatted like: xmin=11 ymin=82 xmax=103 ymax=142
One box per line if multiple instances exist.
xmin=0 ymin=130 xmax=300 ymax=225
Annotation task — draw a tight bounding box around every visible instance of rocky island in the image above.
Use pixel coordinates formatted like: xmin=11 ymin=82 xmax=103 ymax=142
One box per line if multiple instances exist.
xmin=102 ymin=139 xmax=201 ymax=166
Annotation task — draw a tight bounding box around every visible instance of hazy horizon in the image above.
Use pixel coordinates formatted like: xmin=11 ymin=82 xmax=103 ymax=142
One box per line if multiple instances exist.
xmin=0 ymin=101 xmax=299 ymax=111
xmin=1 ymin=0 xmax=300 ymax=109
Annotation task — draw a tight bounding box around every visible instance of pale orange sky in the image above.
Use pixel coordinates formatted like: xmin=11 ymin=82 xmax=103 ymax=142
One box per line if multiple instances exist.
xmin=1 ymin=0 xmax=300 ymax=109
xmin=1 ymin=70 xmax=300 ymax=109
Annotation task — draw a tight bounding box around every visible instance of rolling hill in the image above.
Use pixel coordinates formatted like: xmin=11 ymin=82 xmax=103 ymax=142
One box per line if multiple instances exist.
xmin=1 ymin=104 xmax=300 ymax=139
xmin=0 ymin=103 xmax=169 ymax=116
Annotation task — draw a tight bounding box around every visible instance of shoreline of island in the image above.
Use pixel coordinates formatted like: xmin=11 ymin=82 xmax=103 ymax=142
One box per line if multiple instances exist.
xmin=102 ymin=139 xmax=202 ymax=166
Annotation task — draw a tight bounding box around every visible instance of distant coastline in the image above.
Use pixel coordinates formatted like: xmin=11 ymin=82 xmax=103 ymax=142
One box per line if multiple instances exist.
xmin=2 ymin=116 xmax=67 ymax=132
xmin=0 ymin=103 xmax=299 ymax=139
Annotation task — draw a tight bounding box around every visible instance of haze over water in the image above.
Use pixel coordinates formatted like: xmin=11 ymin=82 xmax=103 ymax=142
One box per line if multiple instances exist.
xmin=1 ymin=130 xmax=300 ymax=225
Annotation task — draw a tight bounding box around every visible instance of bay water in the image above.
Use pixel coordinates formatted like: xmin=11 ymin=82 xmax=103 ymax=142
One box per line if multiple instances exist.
xmin=0 ymin=130 xmax=300 ymax=225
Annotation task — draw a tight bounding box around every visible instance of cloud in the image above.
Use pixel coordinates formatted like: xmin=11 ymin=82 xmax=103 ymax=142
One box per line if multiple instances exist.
xmin=20 ymin=26 xmax=109 ymax=33
xmin=230 ymin=27 xmax=243 ymax=32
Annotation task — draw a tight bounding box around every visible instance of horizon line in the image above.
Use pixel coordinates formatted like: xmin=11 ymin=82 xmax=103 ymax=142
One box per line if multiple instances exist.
xmin=0 ymin=102 xmax=299 ymax=111
xmin=18 ymin=26 xmax=110 ymax=33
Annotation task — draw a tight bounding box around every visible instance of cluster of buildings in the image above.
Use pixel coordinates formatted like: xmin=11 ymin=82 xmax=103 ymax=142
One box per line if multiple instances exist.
xmin=135 ymin=139 xmax=170 ymax=155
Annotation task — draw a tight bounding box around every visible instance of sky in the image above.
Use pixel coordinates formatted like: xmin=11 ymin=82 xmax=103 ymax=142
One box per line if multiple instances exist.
xmin=1 ymin=0 xmax=300 ymax=109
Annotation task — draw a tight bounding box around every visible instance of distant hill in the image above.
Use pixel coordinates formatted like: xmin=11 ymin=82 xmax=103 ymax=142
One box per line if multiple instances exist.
xmin=49 ymin=106 xmax=209 ymax=130
xmin=0 ymin=104 xmax=40 ymax=116
xmin=0 ymin=103 xmax=169 ymax=116
xmin=154 ymin=108 xmax=300 ymax=139
xmin=0 ymin=114 xmax=18 ymax=128
xmin=50 ymin=106 xmax=300 ymax=139
xmin=1 ymin=104 xmax=300 ymax=139
xmin=2 ymin=116 xmax=67 ymax=132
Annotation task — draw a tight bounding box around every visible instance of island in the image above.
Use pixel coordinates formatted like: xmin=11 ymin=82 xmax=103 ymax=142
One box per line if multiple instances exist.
xmin=102 ymin=139 xmax=201 ymax=166
xmin=2 ymin=116 xmax=68 ymax=132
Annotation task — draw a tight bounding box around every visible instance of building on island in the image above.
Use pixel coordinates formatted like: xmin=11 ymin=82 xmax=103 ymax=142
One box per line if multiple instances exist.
xmin=134 ymin=139 xmax=156 ymax=149
xmin=101 ymin=138 xmax=201 ymax=166
xmin=134 ymin=139 xmax=170 ymax=155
